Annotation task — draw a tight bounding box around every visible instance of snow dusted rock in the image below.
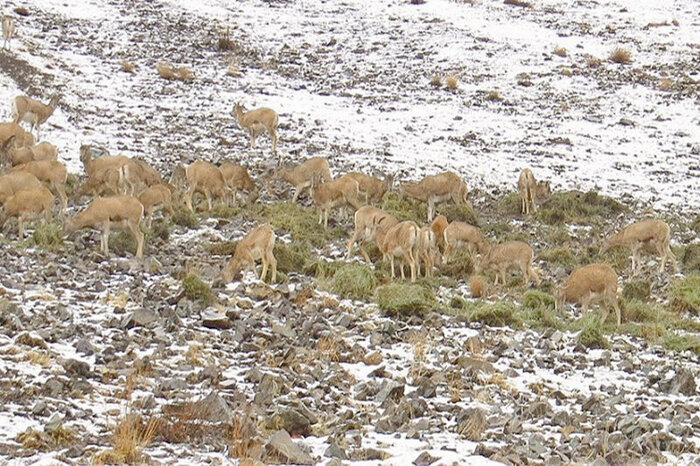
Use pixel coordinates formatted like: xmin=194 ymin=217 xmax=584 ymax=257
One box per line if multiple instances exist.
xmin=60 ymin=358 xmax=92 ymax=378
xmin=375 ymin=379 xmax=405 ymax=405
xmin=14 ymin=332 xmax=48 ymax=349
xmin=660 ymin=367 xmax=696 ymax=396
xmin=265 ymin=429 xmax=315 ymax=465
xmin=269 ymin=408 xmax=312 ymax=436
xmin=324 ymin=442 xmax=348 ymax=460
xmin=201 ymin=307 xmax=233 ymax=329
xmin=413 ymin=451 xmax=439 ymax=466
xmin=120 ymin=308 xmax=159 ymax=328
xmin=192 ymin=391 xmax=234 ymax=424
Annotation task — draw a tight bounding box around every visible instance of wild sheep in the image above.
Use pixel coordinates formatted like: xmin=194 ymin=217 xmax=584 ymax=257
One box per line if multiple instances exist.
xmin=64 ymin=195 xmax=145 ymax=259
xmin=555 ymin=263 xmax=621 ymax=325
xmin=220 ymin=223 xmax=277 ymax=283
xmin=344 ymin=172 xmax=392 ymax=204
xmin=171 ymin=161 xmax=231 ymax=212
xmin=313 ymin=175 xmax=362 ymax=228
xmin=600 ymin=219 xmax=678 ymax=274
xmin=378 ymin=220 xmax=420 ymax=282
xmin=477 ymin=240 xmax=540 ymax=286
xmin=219 ymin=162 xmax=258 ymax=205
xmin=276 ymin=157 xmax=332 ymax=203
xmin=10 ymin=160 xmax=68 ymax=214
xmin=12 ymin=94 xmax=61 ymax=140
xmin=443 ymin=222 xmax=490 ymax=263
xmin=0 ymin=186 xmax=54 ymax=239
xmin=2 ymin=15 xmax=15 ymax=50
xmin=518 ymin=168 xmax=551 ymax=214
xmin=346 ymin=206 xmax=398 ymax=262
xmin=399 ymin=171 xmax=468 ymax=221
xmin=232 ymin=103 xmax=279 ymax=158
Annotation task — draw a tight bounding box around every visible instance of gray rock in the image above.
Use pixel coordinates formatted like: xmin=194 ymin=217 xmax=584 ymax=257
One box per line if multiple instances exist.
xmin=272 ymin=322 xmax=296 ymax=339
xmin=74 ymin=338 xmax=97 ymax=355
xmin=413 ymin=451 xmax=438 ymax=465
xmin=324 ymin=442 xmax=348 ymax=460
xmin=193 ymin=391 xmax=233 ymax=423
xmin=44 ymin=413 xmax=64 ymax=434
xmin=61 ymin=358 xmax=92 ymax=378
xmin=121 ymin=308 xmax=159 ymax=328
xmin=415 ymin=377 xmax=437 ymax=398
xmin=43 ymin=377 xmax=66 ymax=396
xmin=32 ymin=401 xmax=48 ymax=416
xmin=201 ymin=308 xmax=233 ymax=329
xmin=266 ymin=429 xmax=314 ymax=465
xmin=664 ymin=368 xmax=696 ymax=396
xmin=375 ymin=380 xmax=404 ymax=404
xmin=271 ymin=408 xmax=311 ymax=436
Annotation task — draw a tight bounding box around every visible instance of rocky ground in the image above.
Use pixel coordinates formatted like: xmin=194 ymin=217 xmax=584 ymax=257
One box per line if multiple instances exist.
xmin=0 ymin=0 xmax=698 ymax=465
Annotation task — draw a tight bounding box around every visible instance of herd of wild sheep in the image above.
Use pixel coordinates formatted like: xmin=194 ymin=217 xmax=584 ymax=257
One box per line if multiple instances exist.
xmin=0 ymin=12 xmax=681 ymax=327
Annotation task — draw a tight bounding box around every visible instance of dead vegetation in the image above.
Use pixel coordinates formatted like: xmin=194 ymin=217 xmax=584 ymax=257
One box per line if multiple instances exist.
xmin=609 ymin=47 xmax=633 ymax=64
xmin=94 ymin=414 xmax=160 ymax=465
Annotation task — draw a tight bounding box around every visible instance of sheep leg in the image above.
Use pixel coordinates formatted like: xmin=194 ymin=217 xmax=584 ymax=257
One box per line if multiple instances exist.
xmin=260 ymin=257 xmax=268 ymax=282
xmin=389 ymin=256 xmax=396 ymax=279
xmin=102 ymin=221 xmax=111 ymax=255
xmin=346 ymin=228 xmax=361 ymax=259
xmin=205 ymin=190 xmax=213 ymax=211
xmin=270 ymin=129 xmax=278 ymax=155
xmin=130 ymin=221 xmax=144 ymax=259
xmin=185 ymin=188 xmax=195 ymax=212
xmin=18 ymin=215 xmax=25 ymax=240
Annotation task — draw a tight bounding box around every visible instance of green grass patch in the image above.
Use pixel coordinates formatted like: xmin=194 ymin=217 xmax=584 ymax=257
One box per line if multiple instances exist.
xmin=623 ymin=299 xmax=669 ymax=323
xmin=328 ymin=263 xmax=378 ymax=300
xmin=577 ymin=314 xmax=609 ymax=349
xmin=65 ymin=173 xmax=80 ymax=196
xmin=440 ymin=248 xmax=476 ymax=277
xmin=494 ymin=192 xmax=520 ymax=217
xmin=382 ymin=192 xmax=426 ymax=223
xmin=439 ymin=203 xmax=479 ymax=226
xmin=374 ymin=283 xmax=435 ymax=315
xmin=690 ymin=216 xmax=700 ymax=235
xmin=681 ymin=243 xmax=700 ymax=273
xmin=172 ymin=207 xmax=199 ymax=229
xmin=622 ymin=280 xmax=651 ymax=302
xmin=31 ymin=221 xmax=63 ymax=250
xmin=536 ymin=190 xmax=627 ymax=225
xmin=538 ymin=225 xmax=571 ymax=245
xmin=454 ymin=300 xmax=519 ymax=327
xmin=662 ymin=333 xmax=700 ymax=355
xmin=205 ymin=240 xmax=238 ymax=256
xmin=182 ymin=272 xmax=214 ymax=305
xmin=273 ymin=240 xmax=316 ymax=275
xmin=207 ymin=203 xmax=244 ymax=219
xmin=539 ymin=246 xmax=577 ymax=270
xmin=482 ymin=221 xmax=511 ymax=242
xmin=264 ymin=201 xmax=344 ymax=247
xmin=145 ymin=218 xmax=170 ymax=242
xmin=109 ymin=232 xmax=138 ymax=257
xmin=667 ymin=275 xmax=700 ymax=314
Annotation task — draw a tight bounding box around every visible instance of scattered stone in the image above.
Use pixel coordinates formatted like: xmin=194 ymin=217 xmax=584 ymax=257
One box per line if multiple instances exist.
xmin=192 ymin=391 xmax=234 ymax=423
xmin=413 ymin=451 xmax=439 ymax=465
xmin=375 ymin=380 xmax=404 ymax=404
xmin=270 ymin=408 xmax=312 ymax=436
xmin=660 ymin=368 xmax=696 ymax=396
xmin=324 ymin=442 xmax=348 ymax=460
xmin=363 ymin=351 xmax=383 ymax=365
xmin=272 ymin=321 xmax=296 ymax=339
xmin=15 ymin=332 xmax=48 ymax=349
xmin=121 ymin=308 xmax=159 ymax=328
xmin=266 ymin=430 xmax=314 ymax=465
xmin=201 ymin=308 xmax=233 ymax=329
xmin=61 ymin=358 xmax=92 ymax=378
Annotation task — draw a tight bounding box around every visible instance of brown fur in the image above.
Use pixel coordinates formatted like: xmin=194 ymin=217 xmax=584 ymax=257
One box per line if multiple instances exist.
xmin=601 ymin=219 xmax=677 ymax=273
xmin=378 ymin=220 xmax=420 ymax=281
xmin=346 ymin=206 xmax=398 ymax=262
xmin=219 ymin=162 xmax=258 ymax=204
xmin=12 ymin=94 xmax=61 ymax=140
xmin=10 ymin=160 xmax=68 ymax=214
xmin=477 ymin=240 xmax=539 ymax=286
xmin=399 ymin=171 xmax=468 ymax=221
xmin=64 ymin=195 xmax=145 ymax=258
xmin=313 ymin=175 xmax=362 ymax=227
xmin=0 ymin=171 xmax=42 ymax=203
xmin=518 ymin=168 xmax=550 ymax=214
xmin=137 ymin=184 xmax=174 ymax=227
xmin=344 ymin=172 xmax=391 ymax=204
xmin=555 ymin=263 xmax=621 ymax=325
xmin=232 ymin=103 xmax=279 ymax=157
xmin=2 ymin=15 xmax=15 ymax=50
xmin=0 ymin=186 xmax=53 ymax=239
xmin=221 ymin=223 xmax=277 ymax=283
xmin=443 ymin=221 xmax=490 ymax=262
xmin=276 ymin=157 xmax=332 ymax=203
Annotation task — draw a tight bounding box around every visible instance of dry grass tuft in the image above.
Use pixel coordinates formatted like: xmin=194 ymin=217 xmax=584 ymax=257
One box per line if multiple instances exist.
xmin=609 ymin=47 xmax=632 ymax=64
xmin=445 ymin=75 xmax=459 ymax=90
xmin=553 ymin=45 xmax=567 ymax=57
xmin=560 ymin=67 xmax=573 ymax=76
xmin=226 ymin=58 xmax=241 ymax=77
xmin=157 ymin=62 xmax=176 ymax=79
xmin=584 ymin=54 xmax=602 ymax=68
xmin=185 ymin=343 xmax=203 ymax=366
xmin=486 ymin=90 xmax=502 ymax=102
xmin=468 ymin=275 xmax=486 ymax=298
xmin=658 ymin=77 xmax=673 ymax=91
xmin=447 ymin=371 xmax=463 ymax=403
xmin=93 ymin=414 xmax=160 ymax=465
xmin=229 ymin=406 xmax=262 ymax=460
xmin=408 ymin=333 xmax=431 ymax=380
xmin=25 ymin=350 xmax=51 ymax=367
xmin=120 ymin=59 xmax=136 ymax=73
xmin=504 ymin=0 xmax=532 ymax=7
xmin=317 ymin=334 xmax=340 ymax=362
xmin=457 ymin=407 xmax=487 ymax=440
xmin=218 ymin=27 xmax=236 ymax=51
xmin=430 ymin=74 xmax=442 ymax=87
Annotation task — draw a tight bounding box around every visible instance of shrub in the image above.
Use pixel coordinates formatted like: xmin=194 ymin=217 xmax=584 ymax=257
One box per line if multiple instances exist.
xmin=486 ymin=90 xmax=503 ymax=102
xmin=172 ymin=207 xmax=198 ymax=229
xmin=553 ymin=46 xmax=567 ymax=57
xmin=467 ymin=300 xmax=518 ymax=327
xmin=445 ymin=75 xmax=458 ymax=90
xmin=146 ymin=218 xmax=170 ymax=242
xmin=622 ymin=280 xmax=651 ymax=302
xmin=440 ymin=247 xmax=476 ymax=278
xmin=205 ymin=241 xmax=238 ymax=256
xmin=330 ymin=263 xmax=377 ymax=300
xmin=662 ymin=333 xmax=700 ymax=355
xmin=273 ymin=240 xmax=315 ymax=275
xmin=430 ymin=75 xmax=442 ymax=87
xmin=439 ymin=203 xmax=479 ymax=227
xmin=668 ymin=275 xmax=700 ymax=314
xmin=623 ymin=299 xmax=668 ymax=323
xmin=382 ymin=192 xmax=426 ymax=223
xmin=681 ymin=243 xmax=700 ymax=272
xmin=264 ymin=201 xmax=343 ymax=247
xmin=31 ymin=221 xmax=63 ymax=250
xmin=536 ymin=190 xmax=627 ymax=225
xmin=94 ymin=414 xmax=159 ymax=465
xmin=375 ymin=284 xmax=435 ymax=315
xmin=577 ymin=314 xmax=609 ymax=349
xmin=182 ymin=272 xmax=214 ymax=305
xmin=609 ymin=47 xmax=632 ymax=64
xmin=109 ymin=232 xmax=138 ymax=257
xmin=539 ymin=246 xmax=577 ymax=270
xmin=522 ymin=290 xmax=555 ymax=311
